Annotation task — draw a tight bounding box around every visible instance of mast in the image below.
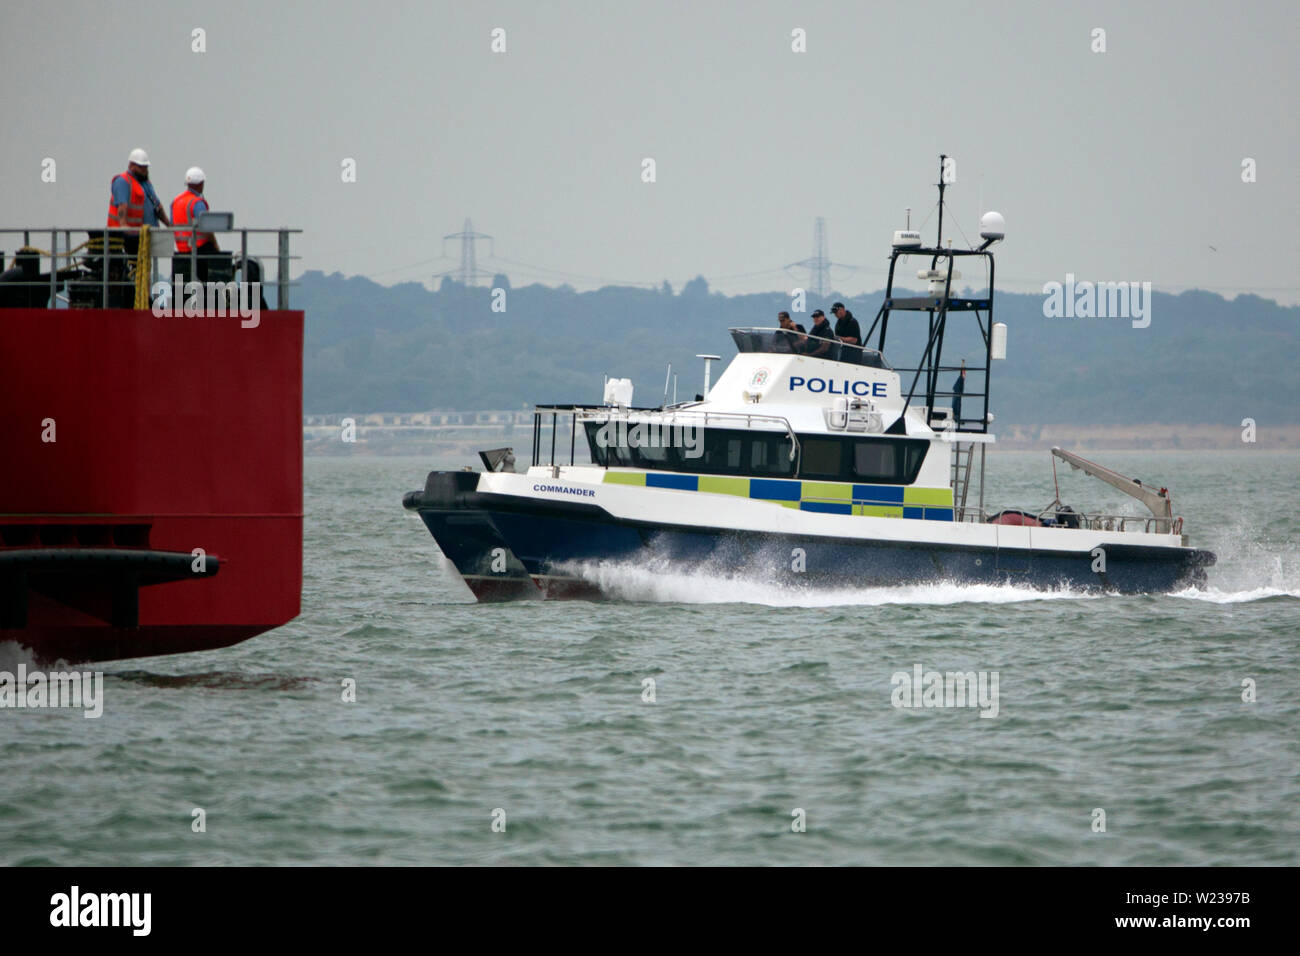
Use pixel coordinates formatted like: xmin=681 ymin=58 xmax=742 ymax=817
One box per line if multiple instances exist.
xmin=930 ymin=153 xmax=948 ymax=419
xmin=935 ymin=154 xmax=946 ymax=247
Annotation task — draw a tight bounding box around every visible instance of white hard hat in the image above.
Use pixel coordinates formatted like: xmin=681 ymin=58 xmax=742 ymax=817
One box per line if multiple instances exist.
xmin=185 ymin=167 xmax=205 ymax=185
xmin=128 ymin=148 xmax=150 ymax=166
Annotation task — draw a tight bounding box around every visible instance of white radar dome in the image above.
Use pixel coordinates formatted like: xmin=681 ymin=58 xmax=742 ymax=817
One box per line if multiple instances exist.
xmin=979 ymin=211 xmax=1005 ymax=241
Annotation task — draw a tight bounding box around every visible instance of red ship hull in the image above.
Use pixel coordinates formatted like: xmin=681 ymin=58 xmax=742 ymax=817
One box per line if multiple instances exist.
xmin=0 ymin=308 xmax=302 ymax=663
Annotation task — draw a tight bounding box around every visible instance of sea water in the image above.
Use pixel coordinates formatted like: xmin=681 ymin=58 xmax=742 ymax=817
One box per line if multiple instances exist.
xmin=2 ymin=451 xmax=1296 ymax=865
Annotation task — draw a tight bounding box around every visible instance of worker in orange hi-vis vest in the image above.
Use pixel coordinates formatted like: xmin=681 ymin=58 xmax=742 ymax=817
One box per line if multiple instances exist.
xmin=107 ymin=147 xmax=169 ymax=257
xmin=170 ymin=167 xmax=221 ymax=291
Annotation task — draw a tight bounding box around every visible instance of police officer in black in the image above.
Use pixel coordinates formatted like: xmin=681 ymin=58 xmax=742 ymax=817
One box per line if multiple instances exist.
xmin=831 ymin=302 xmax=862 ymax=364
xmin=776 ymin=311 xmax=806 ymax=351
xmin=803 ymin=309 xmax=838 ymax=358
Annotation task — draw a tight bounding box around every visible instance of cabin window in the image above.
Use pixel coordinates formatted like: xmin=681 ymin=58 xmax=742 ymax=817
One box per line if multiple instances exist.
xmin=850 ymin=438 xmax=929 ymax=483
xmin=636 ymin=442 xmax=672 ymax=466
xmin=853 ymin=441 xmax=896 ymax=480
xmin=584 ymin=422 xmax=927 ymax=484
xmin=608 ymin=443 xmax=636 ymax=467
xmin=699 ymin=434 xmax=741 ymax=472
xmin=745 ymin=433 xmax=795 ymax=476
xmin=771 ymin=439 xmax=795 ymax=475
xmin=800 ymin=439 xmax=842 ymax=479
xmin=904 ymin=442 xmax=928 ymax=480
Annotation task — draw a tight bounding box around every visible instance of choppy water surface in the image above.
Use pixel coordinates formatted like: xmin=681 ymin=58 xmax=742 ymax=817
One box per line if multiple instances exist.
xmin=3 ymin=451 xmax=1297 ymax=865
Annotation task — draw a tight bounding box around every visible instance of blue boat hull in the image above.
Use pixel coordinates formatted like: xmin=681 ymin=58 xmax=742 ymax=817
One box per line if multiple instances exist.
xmin=404 ymin=472 xmax=1214 ymax=600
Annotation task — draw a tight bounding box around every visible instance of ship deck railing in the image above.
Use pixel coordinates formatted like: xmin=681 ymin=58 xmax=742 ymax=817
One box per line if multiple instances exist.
xmin=0 ymin=225 xmax=302 ymax=310
xmin=532 ymin=403 xmax=801 ymax=470
xmin=952 ymin=508 xmax=1180 ymax=535
xmin=728 ymin=327 xmax=893 ymax=369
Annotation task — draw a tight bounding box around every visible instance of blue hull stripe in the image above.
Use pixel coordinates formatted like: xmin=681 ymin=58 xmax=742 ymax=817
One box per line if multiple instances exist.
xmin=801 ymin=501 xmax=853 ymax=515
xmin=646 ymin=473 xmax=699 ymax=491
xmin=749 ymin=478 xmax=802 ymax=501
xmin=853 ymin=484 xmax=905 ymax=504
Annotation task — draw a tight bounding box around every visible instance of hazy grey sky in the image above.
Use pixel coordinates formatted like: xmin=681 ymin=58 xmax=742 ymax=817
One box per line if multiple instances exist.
xmin=3 ymin=0 xmax=1297 ymax=302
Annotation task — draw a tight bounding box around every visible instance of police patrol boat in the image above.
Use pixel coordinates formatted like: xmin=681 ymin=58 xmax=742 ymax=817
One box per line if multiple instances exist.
xmin=403 ymin=158 xmax=1214 ymax=600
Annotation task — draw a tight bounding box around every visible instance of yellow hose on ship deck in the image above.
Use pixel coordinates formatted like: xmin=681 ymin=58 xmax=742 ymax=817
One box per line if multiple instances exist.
xmin=133 ymin=225 xmax=151 ymax=309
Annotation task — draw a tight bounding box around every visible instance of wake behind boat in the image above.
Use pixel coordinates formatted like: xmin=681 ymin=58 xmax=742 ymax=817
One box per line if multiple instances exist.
xmin=403 ymin=158 xmax=1214 ymax=600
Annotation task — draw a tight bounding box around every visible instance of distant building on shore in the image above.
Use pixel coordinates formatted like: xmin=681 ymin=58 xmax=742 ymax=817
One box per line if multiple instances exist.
xmin=304 ymin=410 xmax=533 ymax=428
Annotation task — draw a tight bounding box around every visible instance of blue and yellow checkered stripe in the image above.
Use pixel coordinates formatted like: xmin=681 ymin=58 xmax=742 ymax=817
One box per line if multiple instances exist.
xmin=602 ymin=470 xmax=953 ymax=520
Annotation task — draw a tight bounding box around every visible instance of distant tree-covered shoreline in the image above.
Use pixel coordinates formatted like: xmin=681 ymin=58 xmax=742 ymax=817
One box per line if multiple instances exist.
xmin=297 ymin=271 xmax=1298 ymax=428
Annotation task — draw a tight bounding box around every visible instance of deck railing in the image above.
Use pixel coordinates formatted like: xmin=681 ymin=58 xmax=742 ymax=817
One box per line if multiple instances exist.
xmin=0 ymin=226 xmax=301 ymax=310
xmin=532 ymin=403 xmax=802 ymax=471
xmin=729 ymin=327 xmax=893 ymax=369
xmin=954 ymin=508 xmax=1179 ymax=535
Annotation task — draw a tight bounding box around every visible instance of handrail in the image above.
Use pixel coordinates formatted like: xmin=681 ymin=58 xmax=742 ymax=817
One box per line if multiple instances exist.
xmin=800 ymin=496 xmax=951 ymax=520
xmin=728 ymin=327 xmax=893 ymax=369
xmin=530 ymin=403 xmax=804 ymax=473
xmin=954 ymin=507 xmax=1180 ymax=535
xmin=571 ymin=404 xmax=802 ymax=467
xmin=1 ymin=226 xmax=301 ymax=310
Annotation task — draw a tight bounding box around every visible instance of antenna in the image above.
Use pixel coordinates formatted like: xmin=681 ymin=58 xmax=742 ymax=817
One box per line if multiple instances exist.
xmin=936 ymin=154 xmax=947 ymax=248
xmin=696 ymin=354 xmax=721 ymax=398
xmin=663 ymin=363 xmax=672 ymax=406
